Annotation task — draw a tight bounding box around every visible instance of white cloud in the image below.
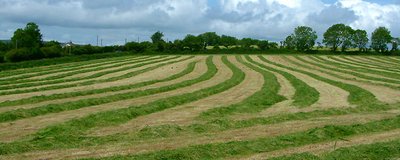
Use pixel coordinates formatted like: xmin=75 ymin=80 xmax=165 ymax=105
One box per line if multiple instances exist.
xmin=339 ymin=0 xmax=400 ymax=34
xmin=0 ymin=0 xmax=398 ymax=44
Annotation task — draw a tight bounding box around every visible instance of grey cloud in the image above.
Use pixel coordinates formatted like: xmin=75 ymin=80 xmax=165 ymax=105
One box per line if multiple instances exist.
xmin=0 ymin=0 xmax=398 ymax=45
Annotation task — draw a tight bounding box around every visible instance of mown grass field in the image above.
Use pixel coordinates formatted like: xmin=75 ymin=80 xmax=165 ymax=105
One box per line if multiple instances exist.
xmin=0 ymin=54 xmax=399 ymax=160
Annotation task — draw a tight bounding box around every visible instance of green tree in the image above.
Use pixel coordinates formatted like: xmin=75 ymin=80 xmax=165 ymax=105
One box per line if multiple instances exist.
xmin=292 ymin=26 xmax=317 ymax=51
xmin=340 ymin=25 xmax=354 ymax=52
xmin=182 ymin=34 xmax=203 ymax=51
xmin=284 ymin=35 xmax=295 ymax=49
xmin=11 ymin=22 xmax=43 ymax=49
xmin=198 ymin=32 xmax=220 ymax=49
xmin=151 ymin=31 xmax=164 ymax=44
xmin=257 ymin=40 xmax=269 ymax=50
xmin=219 ymin=35 xmax=237 ymax=48
xmin=391 ymin=38 xmax=399 ymax=51
xmin=323 ymin=24 xmax=346 ymax=51
xmin=150 ymin=31 xmax=166 ymax=52
xmin=352 ymin=29 xmax=369 ymax=52
xmin=371 ymin=27 xmax=392 ymax=53
xmin=240 ymin=38 xmax=258 ymax=49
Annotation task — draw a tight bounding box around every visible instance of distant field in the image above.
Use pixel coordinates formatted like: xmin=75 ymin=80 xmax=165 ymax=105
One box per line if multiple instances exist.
xmin=0 ymin=54 xmax=399 ymax=160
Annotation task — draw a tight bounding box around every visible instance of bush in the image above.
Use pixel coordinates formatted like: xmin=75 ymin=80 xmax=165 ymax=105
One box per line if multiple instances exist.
xmin=4 ymin=47 xmax=44 ymax=62
xmin=5 ymin=48 xmax=33 ymax=62
xmin=41 ymin=46 xmax=63 ymax=58
xmin=125 ymin=42 xmax=148 ymax=53
xmin=0 ymin=51 xmax=5 ymax=63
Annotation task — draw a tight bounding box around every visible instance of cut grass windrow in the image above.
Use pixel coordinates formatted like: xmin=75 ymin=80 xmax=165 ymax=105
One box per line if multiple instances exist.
xmin=0 ymin=56 xmax=150 ymax=82
xmin=0 ymin=56 xmax=208 ymax=122
xmin=260 ymin=56 xmax=379 ymax=107
xmin=199 ymin=55 xmax=286 ymax=119
xmin=269 ymin=139 xmax=400 ymax=160
xmin=312 ymin=56 xmax=400 ymax=81
xmin=81 ymin=115 xmax=400 ymax=160
xmin=0 ymin=55 xmax=246 ymax=155
xmin=360 ymin=56 xmax=400 ymax=67
xmin=336 ymin=56 xmax=400 ymax=73
xmin=247 ymin=56 xmax=319 ymax=107
xmin=0 ymin=60 xmax=198 ymax=108
xmin=0 ymin=56 xmax=168 ymax=90
xmin=0 ymin=56 xmax=192 ymax=96
xmin=294 ymin=56 xmax=400 ymax=89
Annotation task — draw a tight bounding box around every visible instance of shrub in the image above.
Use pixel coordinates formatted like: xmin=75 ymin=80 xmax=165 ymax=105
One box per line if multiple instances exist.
xmin=4 ymin=47 xmax=44 ymax=62
xmin=40 ymin=46 xmax=63 ymax=58
xmin=0 ymin=51 xmax=4 ymax=63
xmin=4 ymin=48 xmax=32 ymax=62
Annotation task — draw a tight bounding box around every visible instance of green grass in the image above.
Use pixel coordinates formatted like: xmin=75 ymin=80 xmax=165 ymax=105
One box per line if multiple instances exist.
xmin=330 ymin=56 xmax=400 ymax=73
xmin=0 ymin=52 xmax=142 ymax=71
xmin=360 ymin=56 xmax=400 ymax=67
xmin=247 ymin=55 xmax=319 ymax=107
xmin=0 ymin=60 xmax=198 ymax=108
xmin=82 ymin=115 xmax=400 ymax=160
xmin=293 ymin=56 xmax=400 ymax=89
xmin=0 ymin=55 xmax=247 ymax=154
xmin=0 ymin=55 xmax=152 ymax=84
xmin=260 ymin=56 xmax=380 ymax=107
xmin=0 ymin=56 xmax=193 ymax=96
xmin=0 ymin=56 xmax=171 ymax=90
xmin=270 ymin=139 xmax=400 ymax=160
xmin=312 ymin=56 xmax=400 ymax=80
xmin=0 ymin=56 xmax=210 ymax=122
xmin=199 ymin=55 xmax=286 ymax=119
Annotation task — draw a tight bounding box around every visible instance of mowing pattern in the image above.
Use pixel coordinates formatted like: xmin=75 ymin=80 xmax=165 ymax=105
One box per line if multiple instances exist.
xmin=0 ymin=55 xmax=399 ymax=160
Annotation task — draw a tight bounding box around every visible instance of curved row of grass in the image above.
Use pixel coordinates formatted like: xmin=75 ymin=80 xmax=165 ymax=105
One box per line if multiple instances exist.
xmin=347 ymin=56 xmax=398 ymax=68
xmin=0 ymin=55 xmax=153 ymax=85
xmin=246 ymin=55 xmax=319 ymax=107
xmin=270 ymin=139 xmax=400 ymax=160
xmin=359 ymin=56 xmax=400 ymax=67
xmin=0 ymin=60 xmax=199 ymax=108
xmin=199 ymin=55 xmax=286 ymax=119
xmin=340 ymin=56 xmax=400 ymax=70
xmin=312 ymin=56 xmax=400 ymax=80
xmin=330 ymin=56 xmax=400 ymax=73
xmin=294 ymin=56 xmax=400 ymax=89
xmin=0 ymin=55 xmax=148 ymax=79
xmin=83 ymin=115 xmax=400 ymax=160
xmin=0 ymin=56 xmax=193 ymax=96
xmin=0 ymin=56 xmax=212 ymax=122
xmin=0 ymin=55 xmax=247 ymax=155
xmin=261 ymin=56 xmax=379 ymax=107
xmin=0 ymin=56 xmax=170 ymax=89
xmin=0 ymin=55 xmax=398 ymax=159
xmin=123 ymin=55 xmax=396 ymax=142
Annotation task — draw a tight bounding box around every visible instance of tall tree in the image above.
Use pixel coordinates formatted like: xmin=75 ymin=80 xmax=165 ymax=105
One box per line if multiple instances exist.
xmin=340 ymin=25 xmax=354 ymax=52
xmin=219 ymin=35 xmax=237 ymax=48
xmin=323 ymin=24 xmax=346 ymax=51
xmin=150 ymin=31 xmax=165 ymax=52
xmin=284 ymin=35 xmax=295 ymax=49
xmin=11 ymin=22 xmax=43 ymax=49
xmin=151 ymin=31 xmax=164 ymax=44
xmin=240 ymin=38 xmax=258 ymax=49
xmin=198 ymin=32 xmax=220 ymax=49
xmin=182 ymin=34 xmax=203 ymax=51
xmin=292 ymin=26 xmax=317 ymax=51
xmin=371 ymin=27 xmax=392 ymax=53
xmin=352 ymin=29 xmax=369 ymax=52
xmin=391 ymin=38 xmax=399 ymax=51
xmin=257 ymin=40 xmax=269 ymax=50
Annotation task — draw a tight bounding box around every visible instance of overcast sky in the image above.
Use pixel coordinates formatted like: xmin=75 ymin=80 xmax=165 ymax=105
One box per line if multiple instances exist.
xmin=0 ymin=0 xmax=399 ymax=45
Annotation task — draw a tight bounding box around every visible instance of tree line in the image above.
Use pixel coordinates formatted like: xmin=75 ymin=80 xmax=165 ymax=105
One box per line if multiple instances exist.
xmin=0 ymin=22 xmax=399 ymax=63
xmin=284 ymin=24 xmax=399 ymax=53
